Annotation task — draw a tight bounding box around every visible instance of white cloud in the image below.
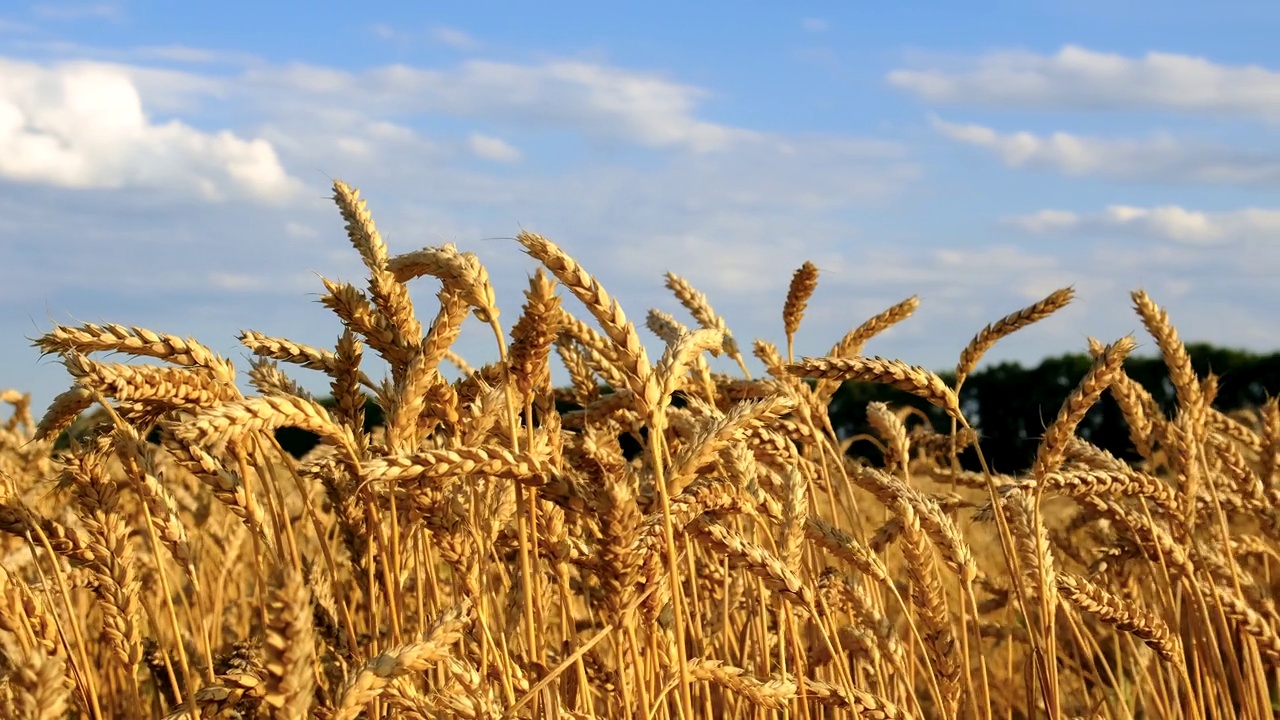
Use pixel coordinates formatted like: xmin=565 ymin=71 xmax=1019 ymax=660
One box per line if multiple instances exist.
xmin=0 ymin=58 xmax=299 ymax=201
xmin=801 ymin=18 xmax=828 ymax=32
xmin=369 ymin=24 xmax=481 ymax=51
xmin=890 ymin=45 xmax=1280 ymax=120
xmin=930 ymin=117 xmax=1280 ymax=184
xmin=467 ymin=132 xmax=521 ymax=162
xmin=133 ymin=45 xmax=257 ymax=65
xmin=1005 ymin=209 xmax=1079 ymax=233
xmin=1006 ymin=205 xmax=1280 ymax=245
xmin=431 ymin=26 xmax=481 ymax=50
xmin=244 ymin=59 xmax=758 ymax=153
xmin=15 ymin=46 xmax=1280 ymax=412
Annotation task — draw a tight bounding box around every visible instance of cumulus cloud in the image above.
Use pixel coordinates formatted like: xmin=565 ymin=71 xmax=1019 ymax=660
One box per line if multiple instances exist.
xmin=244 ymin=59 xmax=758 ymax=153
xmin=467 ymin=132 xmax=521 ymax=162
xmin=18 ymin=44 xmax=1277 ymax=411
xmin=930 ymin=117 xmax=1280 ymax=184
xmin=890 ymin=45 xmax=1280 ymax=119
xmin=1006 ymin=205 xmax=1280 ymax=245
xmin=0 ymin=58 xmax=299 ymax=201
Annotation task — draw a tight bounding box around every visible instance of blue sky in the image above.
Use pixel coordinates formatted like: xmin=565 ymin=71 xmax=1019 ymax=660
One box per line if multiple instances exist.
xmin=3 ymin=1 xmax=1280 ymax=410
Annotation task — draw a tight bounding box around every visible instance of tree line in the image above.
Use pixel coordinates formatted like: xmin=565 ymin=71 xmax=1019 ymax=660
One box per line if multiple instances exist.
xmin=829 ymin=343 xmax=1280 ymax=474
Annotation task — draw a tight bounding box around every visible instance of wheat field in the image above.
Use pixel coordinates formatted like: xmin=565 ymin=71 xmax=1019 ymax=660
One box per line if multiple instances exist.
xmin=1 ymin=180 xmax=1277 ymax=719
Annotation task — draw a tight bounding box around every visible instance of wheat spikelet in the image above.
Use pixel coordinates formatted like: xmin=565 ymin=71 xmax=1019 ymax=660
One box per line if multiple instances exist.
xmin=653 ymin=328 xmax=723 ymax=414
xmin=334 ymin=603 xmax=471 ymax=720
xmin=827 ymin=295 xmax=920 ymax=360
xmin=956 ymin=287 xmax=1074 ymax=388
xmin=362 ymin=446 xmax=547 ymax=487
xmin=783 ymin=261 xmax=819 ymax=359
xmin=804 ymin=516 xmax=889 ymax=583
xmin=65 ymin=352 xmax=237 ymax=407
xmin=867 ymin=401 xmax=910 ymax=477
xmin=780 ymin=469 xmax=810 ymax=575
xmin=645 ymin=308 xmax=686 ymax=345
xmin=1057 ymin=573 xmax=1181 ymax=663
xmin=9 ymin=648 xmax=70 ymax=720
xmin=802 ymin=679 xmax=912 ymax=719
xmin=173 ymin=395 xmax=357 ymax=459
xmin=320 ymin=277 xmax=417 ymax=369
xmin=328 ymin=328 xmax=367 ymax=441
xmin=247 ymin=358 xmax=312 ymax=400
xmin=385 ymin=341 xmax=449 ymax=454
xmin=663 ymin=271 xmax=742 ymax=363
xmin=896 ymin=496 xmax=961 ymax=717
xmin=508 ymin=270 xmax=564 ymax=400
xmin=1132 ymin=289 xmax=1203 ymax=416
xmin=262 ymin=566 xmax=317 ymax=718
xmin=517 ymin=231 xmax=657 ymax=412
xmin=332 ymin=180 xmax=423 ymax=343
xmin=1033 ymin=336 xmax=1136 ymax=479
xmin=789 ymin=356 xmax=962 ymax=421
xmin=388 ymin=244 xmax=500 ymax=323
xmin=1088 ymin=336 xmax=1162 ymax=461
xmin=687 ymin=658 xmax=797 ymax=710
xmin=34 ymin=386 xmax=95 ymax=441
xmin=240 ymin=330 xmax=344 ymax=376
xmin=34 ymin=322 xmax=234 ymax=382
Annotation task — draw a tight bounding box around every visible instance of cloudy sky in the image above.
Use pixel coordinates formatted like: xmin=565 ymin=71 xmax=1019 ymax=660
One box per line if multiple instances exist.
xmin=3 ymin=1 xmax=1279 ymax=410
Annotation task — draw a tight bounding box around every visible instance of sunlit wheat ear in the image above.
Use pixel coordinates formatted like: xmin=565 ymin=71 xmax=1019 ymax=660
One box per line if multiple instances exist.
xmin=645 ymin=308 xmax=686 ymax=345
xmin=34 ymin=386 xmax=95 ymax=442
xmin=1087 ymin=336 xmax=1162 ymax=461
xmin=262 ymin=566 xmax=316 ymax=718
xmin=388 ymin=244 xmax=501 ymax=324
xmin=653 ymin=328 xmax=722 ymax=414
xmin=64 ymin=352 xmax=238 ymax=408
xmin=1131 ymin=289 xmax=1203 ymax=416
xmin=9 ymin=648 xmax=69 ymax=720
xmin=515 ymin=230 xmax=657 ymax=411
xmin=173 ymin=396 xmax=359 ymax=464
xmin=788 ymin=356 xmax=963 ymax=422
xmin=1261 ymin=398 xmax=1280 ymax=490
xmin=332 ymin=179 xmax=422 ymax=343
xmin=320 ymin=277 xmax=417 ymax=370
xmin=333 ymin=602 xmax=472 ymax=720
xmin=895 ymin=496 xmax=961 ymax=718
xmin=1033 ymin=335 xmax=1137 ymax=479
xmin=62 ymin=449 xmax=141 ymax=672
xmin=687 ymin=659 xmax=797 ymax=710
xmin=955 ymin=287 xmax=1074 ymax=389
xmin=827 ymin=295 xmax=921 ymax=360
xmin=554 ymin=337 xmax=600 ymax=404
xmin=782 ymin=261 xmax=819 ymax=360
xmin=247 ymin=358 xmax=311 ymax=400
xmin=689 ymin=517 xmax=814 ymax=609
xmin=866 ymin=401 xmax=910 ymax=477
xmin=508 ymin=269 xmax=564 ymax=400
xmin=663 ymin=272 xmax=748 ymax=372
xmin=814 ymin=295 xmax=919 ymax=400
xmin=34 ymin=322 xmax=235 ymax=383
xmin=1056 ymin=573 xmax=1182 ymax=664
xmin=0 ymin=389 xmax=32 ymax=433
